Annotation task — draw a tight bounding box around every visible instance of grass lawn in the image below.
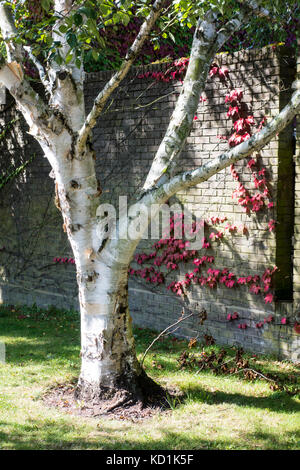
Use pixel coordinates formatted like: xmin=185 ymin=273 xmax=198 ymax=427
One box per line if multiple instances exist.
xmin=0 ymin=303 xmax=299 ymax=450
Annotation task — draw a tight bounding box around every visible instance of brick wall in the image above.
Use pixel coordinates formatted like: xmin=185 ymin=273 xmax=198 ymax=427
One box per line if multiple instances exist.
xmin=0 ymin=45 xmax=299 ymax=360
xmin=292 ymin=39 xmax=300 ymax=362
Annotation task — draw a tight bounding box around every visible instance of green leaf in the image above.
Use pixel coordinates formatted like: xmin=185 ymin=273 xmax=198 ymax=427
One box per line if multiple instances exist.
xmin=58 ymin=25 xmax=68 ymax=34
xmin=54 ymin=54 xmax=63 ymax=65
xmin=65 ymin=51 xmax=73 ymax=64
xmin=74 ymin=13 xmax=83 ymax=27
xmin=41 ymin=0 xmax=51 ymax=12
xmin=86 ymin=18 xmax=101 ymax=42
xmin=92 ymin=50 xmax=99 ymax=61
xmin=78 ymin=7 xmax=97 ymax=20
xmin=98 ymin=36 xmax=106 ymax=49
xmin=66 ymin=32 xmax=77 ymax=49
xmin=120 ymin=13 xmax=131 ymax=26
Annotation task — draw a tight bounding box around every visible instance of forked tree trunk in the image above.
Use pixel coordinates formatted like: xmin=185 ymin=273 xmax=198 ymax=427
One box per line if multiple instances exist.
xmin=71 ymin=229 xmax=164 ymax=405
xmin=0 ymin=56 xmax=162 ymax=407
xmin=75 ymin=263 xmax=156 ymax=404
xmin=53 ymin=152 xmax=162 ymax=404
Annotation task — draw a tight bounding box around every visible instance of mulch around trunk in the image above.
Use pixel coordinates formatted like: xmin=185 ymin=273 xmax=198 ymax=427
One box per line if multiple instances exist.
xmin=43 ymin=381 xmax=181 ymax=421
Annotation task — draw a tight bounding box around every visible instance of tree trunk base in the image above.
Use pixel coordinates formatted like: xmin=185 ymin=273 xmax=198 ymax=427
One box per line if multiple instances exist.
xmin=43 ymin=372 xmax=181 ymax=419
xmin=74 ymin=369 xmax=166 ymax=415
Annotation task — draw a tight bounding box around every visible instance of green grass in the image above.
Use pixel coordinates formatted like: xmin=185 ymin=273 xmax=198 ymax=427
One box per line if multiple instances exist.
xmin=0 ymin=303 xmax=299 ymax=450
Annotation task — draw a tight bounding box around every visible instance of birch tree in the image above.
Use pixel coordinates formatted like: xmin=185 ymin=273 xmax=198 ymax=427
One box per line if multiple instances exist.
xmin=0 ymin=0 xmax=299 ymax=407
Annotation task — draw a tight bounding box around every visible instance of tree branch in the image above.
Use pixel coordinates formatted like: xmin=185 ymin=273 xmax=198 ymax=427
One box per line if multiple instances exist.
xmin=238 ymin=0 xmax=272 ymax=20
xmin=0 ymin=1 xmax=23 ymax=62
xmin=23 ymin=46 xmax=51 ymax=94
xmin=140 ymin=310 xmax=195 ymax=366
xmin=76 ymin=0 xmax=166 ymax=153
xmin=51 ymin=0 xmax=83 ymax=84
xmin=142 ymin=88 xmax=300 ymax=205
xmin=0 ymin=60 xmax=63 ymax=144
xmin=0 ymin=1 xmax=54 ymax=131
xmin=142 ymin=7 xmax=254 ymax=192
xmin=0 ymin=1 xmax=66 ymax=145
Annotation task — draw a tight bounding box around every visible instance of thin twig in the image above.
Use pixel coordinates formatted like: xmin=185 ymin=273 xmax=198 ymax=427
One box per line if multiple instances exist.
xmin=141 ymin=310 xmax=196 ymax=366
xmin=230 ymin=367 xmax=276 ymax=383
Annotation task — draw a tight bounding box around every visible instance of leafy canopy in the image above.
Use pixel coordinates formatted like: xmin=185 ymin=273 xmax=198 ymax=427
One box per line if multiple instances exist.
xmin=0 ymin=0 xmax=299 ymax=73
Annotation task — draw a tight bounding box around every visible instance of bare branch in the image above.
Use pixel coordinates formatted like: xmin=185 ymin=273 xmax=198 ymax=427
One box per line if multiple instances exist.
xmin=238 ymin=0 xmax=272 ymax=20
xmin=0 ymin=4 xmax=65 ymax=148
xmin=142 ymin=8 xmax=252 ymax=192
xmin=140 ymin=310 xmax=195 ymax=366
xmin=230 ymin=368 xmax=277 ymax=382
xmin=0 ymin=2 xmax=23 ymax=62
xmin=23 ymin=46 xmax=51 ymax=94
xmin=0 ymin=61 xmax=60 ymax=140
xmin=0 ymin=2 xmax=52 ymax=122
xmin=76 ymin=0 xmax=166 ymax=154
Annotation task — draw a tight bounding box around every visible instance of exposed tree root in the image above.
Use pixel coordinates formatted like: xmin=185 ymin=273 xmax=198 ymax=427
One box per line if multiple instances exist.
xmin=44 ymin=371 xmax=172 ymax=420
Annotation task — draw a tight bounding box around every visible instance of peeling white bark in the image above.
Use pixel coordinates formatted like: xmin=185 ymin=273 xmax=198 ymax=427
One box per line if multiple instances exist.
xmin=142 ymin=1 xmax=271 ymax=193
xmin=76 ymin=0 xmax=167 ymax=154
xmin=141 ymin=89 xmax=300 ymax=206
xmin=142 ymin=11 xmax=246 ymax=191
xmin=0 ymin=63 xmax=21 ymax=89
xmin=240 ymin=0 xmax=271 ymax=19
xmin=78 ymin=261 xmax=140 ymax=391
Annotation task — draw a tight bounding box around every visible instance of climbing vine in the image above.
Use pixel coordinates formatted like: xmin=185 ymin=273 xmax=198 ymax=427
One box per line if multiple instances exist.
xmin=51 ymin=52 xmax=297 ymax=334
xmin=127 ymin=53 xmax=292 ymax=332
xmin=0 ymin=153 xmax=36 ymax=190
xmin=0 ymin=118 xmax=37 ymax=190
xmin=83 ymin=7 xmax=299 ymax=72
xmin=129 ymin=212 xmax=277 ymax=307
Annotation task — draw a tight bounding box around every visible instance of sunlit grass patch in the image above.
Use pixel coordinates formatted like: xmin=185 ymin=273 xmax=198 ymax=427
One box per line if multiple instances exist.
xmin=0 ymin=303 xmax=299 ymax=450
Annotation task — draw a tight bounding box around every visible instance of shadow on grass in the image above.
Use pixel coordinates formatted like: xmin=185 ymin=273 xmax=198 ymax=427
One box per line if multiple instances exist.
xmin=0 ymin=417 xmax=298 ymax=450
xmin=0 ymin=317 xmax=80 ymax=365
xmin=1 ymin=313 xmax=299 ymax=420
xmin=1 ymin=318 xmax=182 ymax=370
xmin=0 ymin=418 xmax=210 ymax=450
xmin=182 ymin=385 xmax=300 ymax=415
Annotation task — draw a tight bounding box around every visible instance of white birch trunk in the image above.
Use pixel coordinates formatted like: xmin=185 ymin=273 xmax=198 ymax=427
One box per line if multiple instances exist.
xmin=76 ymin=259 xmax=143 ymax=400
xmin=44 ymin=136 xmax=154 ymax=401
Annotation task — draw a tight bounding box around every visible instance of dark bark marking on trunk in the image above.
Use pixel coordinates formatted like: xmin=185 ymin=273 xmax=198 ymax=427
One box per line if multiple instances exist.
xmin=70 ymin=180 xmax=80 ymax=189
xmin=54 ymin=182 xmax=62 ymax=212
